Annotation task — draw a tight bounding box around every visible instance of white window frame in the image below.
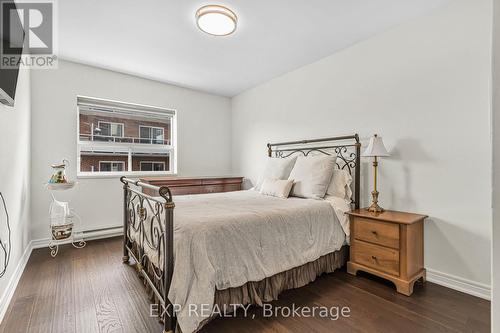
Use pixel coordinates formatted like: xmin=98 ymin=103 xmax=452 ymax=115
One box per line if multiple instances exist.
xmin=139 ymin=161 xmax=166 ymax=172
xmin=139 ymin=125 xmax=165 ymax=144
xmin=99 ymin=161 xmax=126 ymax=172
xmin=77 ymin=96 xmax=177 ymax=178
xmin=97 ymin=121 xmax=125 ymax=138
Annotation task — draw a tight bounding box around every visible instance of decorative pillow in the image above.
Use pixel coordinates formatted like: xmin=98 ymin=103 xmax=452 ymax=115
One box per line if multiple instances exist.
xmin=327 ymin=168 xmax=353 ymax=201
xmin=259 ymin=179 xmax=294 ymax=198
xmin=288 ymin=155 xmax=337 ymax=199
xmin=254 ymin=157 xmax=297 ymax=191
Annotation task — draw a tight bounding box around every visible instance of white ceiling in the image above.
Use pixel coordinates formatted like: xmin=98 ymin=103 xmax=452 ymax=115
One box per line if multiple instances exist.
xmin=59 ymin=0 xmax=449 ymax=97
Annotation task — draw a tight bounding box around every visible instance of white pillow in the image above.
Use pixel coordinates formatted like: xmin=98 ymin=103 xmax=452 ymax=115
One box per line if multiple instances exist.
xmin=255 ymin=157 xmax=297 ymax=191
xmin=327 ymin=168 xmax=353 ymax=201
xmin=260 ymin=179 xmax=294 ymax=198
xmin=288 ymin=155 xmax=337 ymax=199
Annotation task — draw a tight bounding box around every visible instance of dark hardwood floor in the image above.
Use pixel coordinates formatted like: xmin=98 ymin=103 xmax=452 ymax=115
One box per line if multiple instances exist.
xmin=0 ymin=237 xmax=490 ymax=333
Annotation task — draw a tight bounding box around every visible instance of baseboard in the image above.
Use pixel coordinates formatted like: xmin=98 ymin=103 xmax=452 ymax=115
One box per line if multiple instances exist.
xmin=0 ymin=241 xmax=33 ymax=324
xmin=426 ymin=268 xmax=491 ymax=300
xmin=31 ymin=226 xmax=123 ymax=249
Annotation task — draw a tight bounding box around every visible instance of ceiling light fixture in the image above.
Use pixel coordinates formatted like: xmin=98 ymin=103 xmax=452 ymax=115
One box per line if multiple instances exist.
xmin=196 ymin=5 xmax=237 ymax=36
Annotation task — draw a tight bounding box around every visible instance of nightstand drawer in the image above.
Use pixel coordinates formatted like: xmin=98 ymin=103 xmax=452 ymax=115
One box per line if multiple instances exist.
xmin=352 ymin=240 xmax=400 ymax=276
xmin=354 ymin=217 xmax=399 ymax=249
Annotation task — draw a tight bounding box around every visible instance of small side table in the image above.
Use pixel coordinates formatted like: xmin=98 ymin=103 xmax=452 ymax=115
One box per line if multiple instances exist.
xmin=347 ymin=209 xmax=427 ymax=296
xmin=46 ymin=182 xmax=86 ymax=257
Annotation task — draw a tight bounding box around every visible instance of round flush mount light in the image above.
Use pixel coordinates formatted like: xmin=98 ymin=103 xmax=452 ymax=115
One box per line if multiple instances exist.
xmin=196 ymin=5 xmax=237 ymax=36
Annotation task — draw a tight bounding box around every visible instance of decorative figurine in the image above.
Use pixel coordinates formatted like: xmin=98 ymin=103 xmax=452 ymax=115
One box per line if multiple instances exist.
xmin=49 ymin=159 xmax=69 ymax=184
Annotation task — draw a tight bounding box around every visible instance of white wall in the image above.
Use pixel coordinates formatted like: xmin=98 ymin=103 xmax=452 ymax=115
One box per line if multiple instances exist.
xmin=0 ymin=67 xmax=31 ymax=316
xmin=491 ymin=0 xmax=499 ymax=328
xmin=232 ymin=0 xmax=492 ymax=287
xmin=30 ymin=60 xmax=232 ymax=240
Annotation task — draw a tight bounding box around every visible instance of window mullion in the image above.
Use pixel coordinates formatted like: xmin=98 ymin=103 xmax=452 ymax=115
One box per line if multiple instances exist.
xmin=128 ymin=147 xmax=132 ymax=172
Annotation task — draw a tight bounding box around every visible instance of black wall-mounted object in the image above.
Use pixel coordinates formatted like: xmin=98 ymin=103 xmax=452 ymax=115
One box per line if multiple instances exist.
xmin=0 ymin=1 xmax=25 ymax=107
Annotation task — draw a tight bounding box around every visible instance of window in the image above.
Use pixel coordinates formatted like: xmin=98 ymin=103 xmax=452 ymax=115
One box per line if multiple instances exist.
xmin=99 ymin=161 xmax=125 ymax=172
xmin=98 ymin=121 xmax=124 ymax=138
xmin=77 ymin=96 xmax=176 ymax=177
xmin=140 ymin=161 xmax=165 ymax=171
xmin=139 ymin=126 xmax=164 ymax=144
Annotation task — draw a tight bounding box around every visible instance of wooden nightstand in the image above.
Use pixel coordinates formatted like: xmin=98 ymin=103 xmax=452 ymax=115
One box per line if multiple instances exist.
xmin=346 ymin=209 xmax=427 ymax=296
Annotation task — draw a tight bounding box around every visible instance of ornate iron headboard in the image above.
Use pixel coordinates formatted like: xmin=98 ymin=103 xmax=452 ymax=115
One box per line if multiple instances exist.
xmin=267 ymin=134 xmax=361 ymax=209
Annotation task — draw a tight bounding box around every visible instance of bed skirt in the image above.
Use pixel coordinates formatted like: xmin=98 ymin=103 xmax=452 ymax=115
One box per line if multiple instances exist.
xmin=214 ymin=245 xmax=348 ymax=307
xmin=129 ymin=243 xmax=348 ymax=332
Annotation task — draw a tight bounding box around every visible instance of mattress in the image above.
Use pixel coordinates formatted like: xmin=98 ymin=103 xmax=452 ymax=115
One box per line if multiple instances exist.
xmin=129 ymin=190 xmax=348 ymax=333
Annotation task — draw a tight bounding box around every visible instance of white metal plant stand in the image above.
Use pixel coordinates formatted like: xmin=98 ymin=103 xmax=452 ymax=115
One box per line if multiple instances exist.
xmin=46 ymin=182 xmax=86 ymax=257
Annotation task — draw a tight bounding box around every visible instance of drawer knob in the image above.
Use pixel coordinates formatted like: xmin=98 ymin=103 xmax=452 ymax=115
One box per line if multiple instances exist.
xmin=371 ymin=255 xmax=377 ymax=260
xmin=371 ymin=230 xmax=378 ymax=236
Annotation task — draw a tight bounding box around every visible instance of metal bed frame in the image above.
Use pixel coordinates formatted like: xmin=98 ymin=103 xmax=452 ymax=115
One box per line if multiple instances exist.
xmin=120 ymin=134 xmax=361 ymax=333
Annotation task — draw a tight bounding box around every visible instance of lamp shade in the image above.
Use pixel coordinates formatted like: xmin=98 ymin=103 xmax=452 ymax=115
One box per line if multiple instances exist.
xmin=362 ymin=135 xmax=390 ymax=157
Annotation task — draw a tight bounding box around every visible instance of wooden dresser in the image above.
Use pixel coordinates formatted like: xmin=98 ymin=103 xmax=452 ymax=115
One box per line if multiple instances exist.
xmin=346 ymin=209 xmax=427 ymax=296
xmin=140 ymin=176 xmax=244 ymax=196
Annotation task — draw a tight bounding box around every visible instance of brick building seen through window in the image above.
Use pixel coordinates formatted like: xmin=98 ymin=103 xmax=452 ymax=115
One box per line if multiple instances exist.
xmin=77 ymin=97 xmax=176 ymax=175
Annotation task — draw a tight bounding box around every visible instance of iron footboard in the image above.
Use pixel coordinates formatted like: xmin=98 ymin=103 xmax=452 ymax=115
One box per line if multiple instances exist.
xmin=120 ymin=177 xmax=176 ymax=333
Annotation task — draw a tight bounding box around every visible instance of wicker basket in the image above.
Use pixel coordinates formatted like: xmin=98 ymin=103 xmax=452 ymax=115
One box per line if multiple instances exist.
xmin=51 ymin=223 xmax=74 ymax=240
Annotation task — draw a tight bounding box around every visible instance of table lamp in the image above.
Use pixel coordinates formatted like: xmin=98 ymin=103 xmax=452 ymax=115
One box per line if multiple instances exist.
xmin=362 ymin=134 xmax=390 ymax=212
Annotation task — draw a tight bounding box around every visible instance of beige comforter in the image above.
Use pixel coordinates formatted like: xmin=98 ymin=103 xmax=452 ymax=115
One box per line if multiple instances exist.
xmin=155 ymin=190 xmax=347 ymax=333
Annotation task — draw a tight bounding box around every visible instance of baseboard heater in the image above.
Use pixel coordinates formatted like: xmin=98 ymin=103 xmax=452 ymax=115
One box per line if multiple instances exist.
xmin=32 ymin=226 xmax=123 ymax=250
xmin=82 ymin=225 xmax=123 ymax=239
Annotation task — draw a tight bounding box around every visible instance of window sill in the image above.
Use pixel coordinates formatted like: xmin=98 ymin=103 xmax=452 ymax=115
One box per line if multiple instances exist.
xmin=77 ymin=171 xmax=177 ymax=179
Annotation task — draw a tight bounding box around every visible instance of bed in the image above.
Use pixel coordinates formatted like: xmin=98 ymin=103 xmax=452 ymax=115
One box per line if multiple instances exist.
xmin=120 ymin=134 xmax=361 ymax=333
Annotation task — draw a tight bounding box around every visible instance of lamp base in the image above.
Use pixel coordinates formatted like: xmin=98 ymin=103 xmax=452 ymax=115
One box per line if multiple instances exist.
xmin=367 ymin=203 xmax=384 ymax=213
xmin=367 ymin=190 xmax=384 ymax=213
